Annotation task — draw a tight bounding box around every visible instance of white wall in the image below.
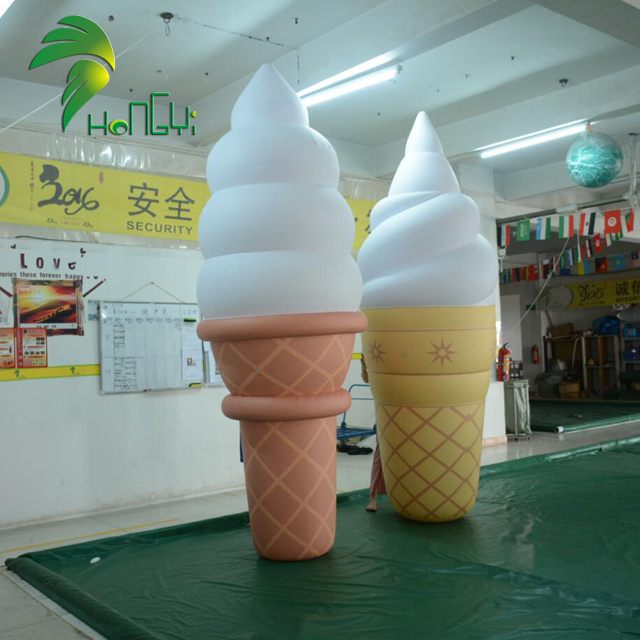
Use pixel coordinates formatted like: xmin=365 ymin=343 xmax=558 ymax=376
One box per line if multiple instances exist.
xmin=501 ymin=294 xmax=523 ymax=361
xmin=3 ymin=376 xmax=242 ymax=527
xmin=500 ymin=280 xmax=548 ymax=386
xmin=456 ymin=164 xmax=506 ymax=442
xmin=0 ymin=239 xmax=245 ymax=529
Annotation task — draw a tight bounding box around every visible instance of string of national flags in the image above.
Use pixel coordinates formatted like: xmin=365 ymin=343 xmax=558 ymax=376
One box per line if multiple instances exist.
xmin=498 ymin=208 xmax=640 ymax=284
xmin=497 ymin=208 xmax=634 ymax=248
xmin=500 ymin=248 xmax=640 ymax=284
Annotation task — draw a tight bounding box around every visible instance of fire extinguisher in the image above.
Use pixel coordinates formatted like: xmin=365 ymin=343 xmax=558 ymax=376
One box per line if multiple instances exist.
xmin=532 ymin=344 xmax=540 ymax=364
xmin=497 ymin=343 xmax=511 ymax=382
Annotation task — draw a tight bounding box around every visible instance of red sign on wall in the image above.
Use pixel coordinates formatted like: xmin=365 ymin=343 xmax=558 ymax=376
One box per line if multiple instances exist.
xmin=17 ymin=328 xmax=48 ymax=368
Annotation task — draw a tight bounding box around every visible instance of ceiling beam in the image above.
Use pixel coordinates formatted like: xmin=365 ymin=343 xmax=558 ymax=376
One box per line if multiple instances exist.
xmin=532 ymin=0 xmax=640 ymax=48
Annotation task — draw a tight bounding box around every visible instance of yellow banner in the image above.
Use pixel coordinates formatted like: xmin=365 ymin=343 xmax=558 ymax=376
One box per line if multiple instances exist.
xmin=0 ymin=151 xmax=378 ymax=247
xmin=0 ymin=151 xmax=209 ymax=242
xmin=348 ymin=198 xmax=375 ymax=251
xmin=567 ymin=278 xmax=640 ymax=309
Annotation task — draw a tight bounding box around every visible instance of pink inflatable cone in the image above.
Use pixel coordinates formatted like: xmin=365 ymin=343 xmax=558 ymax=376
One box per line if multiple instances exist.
xmin=198 ymin=311 xmax=366 ymax=561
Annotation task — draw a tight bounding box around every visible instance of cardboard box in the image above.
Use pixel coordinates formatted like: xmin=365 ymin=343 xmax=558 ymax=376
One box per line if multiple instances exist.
xmin=559 ymin=381 xmax=580 ymax=400
xmin=552 ymin=323 xmax=574 ymax=337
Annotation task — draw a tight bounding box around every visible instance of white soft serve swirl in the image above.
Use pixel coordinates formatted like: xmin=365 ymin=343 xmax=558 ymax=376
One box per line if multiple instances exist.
xmin=197 ymin=64 xmax=362 ymax=320
xmin=358 ymin=111 xmax=497 ymax=309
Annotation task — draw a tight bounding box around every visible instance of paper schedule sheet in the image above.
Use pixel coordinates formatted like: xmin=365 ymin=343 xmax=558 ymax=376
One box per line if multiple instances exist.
xmin=100 ymin=302 xmax=203 ymax=393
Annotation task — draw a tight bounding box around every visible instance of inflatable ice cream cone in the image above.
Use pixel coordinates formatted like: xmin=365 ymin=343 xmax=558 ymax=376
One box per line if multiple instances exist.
xmin=198 ymin=312 xmax=364 ymax=561
xmin=196 ymin=65 xmax=364 ymax=560
xmin=358 ymin=112 xmax=498 ymax=523
xmin=362 ymin=306 xmax=495 ymax=522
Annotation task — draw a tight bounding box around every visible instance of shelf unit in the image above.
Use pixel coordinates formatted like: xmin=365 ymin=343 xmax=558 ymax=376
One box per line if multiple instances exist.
xmin=543 ymin=335 xmax=582 ymax=376
xmin=543 ymin=328 xmax=632 ymax=397
xmin=580 ymin=335 xmax=621 ymax=395
xmin=620 ymin=320 xmax=640 ymax=373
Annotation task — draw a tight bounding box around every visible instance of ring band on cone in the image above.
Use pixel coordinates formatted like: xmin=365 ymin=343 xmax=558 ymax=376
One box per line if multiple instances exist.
xmin=198 ymin=311 xmax=367 ymax=342
xmin=223 ymin=388 xmax=351 ymax=422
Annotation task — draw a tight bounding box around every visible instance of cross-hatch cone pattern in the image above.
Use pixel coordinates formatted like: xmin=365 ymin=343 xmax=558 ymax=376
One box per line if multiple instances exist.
xmin=198 ymin=312 xmax=366 ymax=561
xmin=213 ymin=334 xmax=353 ymax=397
xmin=362 ymin=306 xmax=496 ymax=522
xmin=378 ymin=402 xmax=483 ymax=522
xmin=241 ymin=417 xmax=336 ymax=561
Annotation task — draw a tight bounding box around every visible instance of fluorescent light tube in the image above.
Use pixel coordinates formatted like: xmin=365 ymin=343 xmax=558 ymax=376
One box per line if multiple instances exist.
xmin=300 ymin=66 xmax=399 ymax=108
xmin=479 ymin=122 xmax=587 ymax=158
xmin=297 ymin=54 xmax=392 ymax=98
xmin=0 ymin=0 xmax=15 ymax=19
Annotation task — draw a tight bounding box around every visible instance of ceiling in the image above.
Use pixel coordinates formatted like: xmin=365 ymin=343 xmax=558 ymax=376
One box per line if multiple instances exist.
xmin=0 ymin=0 xmax=386 ymax=103
xmin=1 ymin=0 xmax=639 ymax=209
xmin=306 ymin=5 xmax=639 ymax=147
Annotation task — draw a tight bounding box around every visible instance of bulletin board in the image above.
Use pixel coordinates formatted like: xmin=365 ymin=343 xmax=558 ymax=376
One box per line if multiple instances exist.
xmin=99 ymin=302 xmax=203 ymax=394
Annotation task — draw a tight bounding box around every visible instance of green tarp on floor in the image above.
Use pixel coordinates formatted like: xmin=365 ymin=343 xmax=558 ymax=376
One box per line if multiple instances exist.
xmin=8 ymin=438 xmax=640 ymax=639
xmin=530 ymin=399 xmax=640 ymax=433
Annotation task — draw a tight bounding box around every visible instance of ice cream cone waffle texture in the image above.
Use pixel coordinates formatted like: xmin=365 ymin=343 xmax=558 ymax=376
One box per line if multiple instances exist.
xmin=362 ymin=306 xmax=495 ymax=522
xmin=199 ymin=311 xmax=365 ymax=561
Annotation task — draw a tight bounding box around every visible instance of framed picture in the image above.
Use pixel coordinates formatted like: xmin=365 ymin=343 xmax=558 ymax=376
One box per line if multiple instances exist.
xmin=13 ymin=279 xmax=84 ymax=336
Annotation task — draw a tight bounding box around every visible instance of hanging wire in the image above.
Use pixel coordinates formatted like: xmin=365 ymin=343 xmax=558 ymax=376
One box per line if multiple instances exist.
xmin=505 ymin=235 xmax=572 ymax=338
xmin=121 ymin=281 xmax=186 ymax=303
xmin=176 ymin=16 xmax=292 ymax=49
xmin=160 ymin=12 xmax=173 ymax=37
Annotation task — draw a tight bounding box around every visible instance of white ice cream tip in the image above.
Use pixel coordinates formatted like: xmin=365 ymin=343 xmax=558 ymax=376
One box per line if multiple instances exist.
xmin=405 ymin=111 xmax=443 ymax=155
xmin=231 ymin=63 xmax=309 ymax=128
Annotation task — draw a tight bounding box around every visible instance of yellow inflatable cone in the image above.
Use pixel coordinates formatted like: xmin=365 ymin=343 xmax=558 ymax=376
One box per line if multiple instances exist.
xmin=358 ymin=111 xmax=498 ymax=523
xmin=362 ymin=306 xmax=495 ymax=522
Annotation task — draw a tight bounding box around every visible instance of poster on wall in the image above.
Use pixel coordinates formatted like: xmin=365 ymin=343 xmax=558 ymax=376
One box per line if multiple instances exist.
xmin=539 ymin=277 xmax=640 ymax=310
xmin=13 ymin=279 xmax=84 ymax=335
xmin=16 ymin=328 xmax=47 ymax=368
xmin=0 ymin=329 xmax=16 ymax=368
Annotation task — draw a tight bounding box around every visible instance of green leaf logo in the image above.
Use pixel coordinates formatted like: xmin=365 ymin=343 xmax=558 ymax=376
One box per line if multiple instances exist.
xmin=30 ymin=15 xmax=115 ymax=131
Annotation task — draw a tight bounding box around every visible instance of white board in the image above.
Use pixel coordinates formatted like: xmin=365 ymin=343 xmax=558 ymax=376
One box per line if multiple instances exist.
xmin=100 ymin=301 xmax=203 ymax=393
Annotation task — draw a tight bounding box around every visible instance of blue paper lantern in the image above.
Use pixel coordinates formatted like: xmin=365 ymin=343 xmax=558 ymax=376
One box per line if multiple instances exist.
xmin=566 ymin=132 xmax=623 ymax=188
